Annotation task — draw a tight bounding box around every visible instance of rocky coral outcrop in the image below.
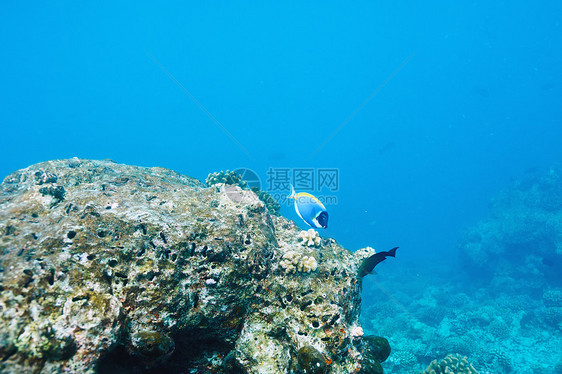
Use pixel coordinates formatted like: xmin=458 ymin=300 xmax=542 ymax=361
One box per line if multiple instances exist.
xmin=457 ymin=167 xmax=562 ymax=285
xmin=0 ymin=159 xmax=374 ymax=373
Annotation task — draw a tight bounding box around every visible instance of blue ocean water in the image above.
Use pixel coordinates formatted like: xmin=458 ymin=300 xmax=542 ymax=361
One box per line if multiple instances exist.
xmin=1 ymin=1 xmax=561 ymax=372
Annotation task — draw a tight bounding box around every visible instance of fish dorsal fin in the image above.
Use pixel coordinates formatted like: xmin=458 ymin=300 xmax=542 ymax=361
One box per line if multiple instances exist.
xmin=295 ymin=192 xmax=325 ymax=208
xmin=288 ymin=184 xmax=296 ymax=199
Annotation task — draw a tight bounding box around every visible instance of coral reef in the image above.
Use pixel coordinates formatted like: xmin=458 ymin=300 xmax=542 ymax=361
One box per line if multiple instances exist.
xmin=361 ymin=266 xmax=562 ymax=373
xmin=423 ymin=354 xmax=478 ymax=374
xmin=0 ymin=159 xmax=372 ymax=373
xmin=359 ymin=168 xmax=562 ymax=373
xmin=298 ymin=228 xmax=322 ymax=247
xmin=543 ymin=306 xmax=562 ymax=327
xmin=457 ymin=167 xmax=562 ymax=285
xmin=555 ymin=358 xmax=562 ymax=374
xmin=360 ymin=335 xmax=391 ymax=373
xmin=279 ymin=250 xmax=318 ymax=274
xmin=204 ymin=170 xmax=280 ymax=216
xmin=251 ymin=186 xmax=281 ymax=216
xmin=543 ymin=289 xmax=562 ymax=307
xmin=355 ymin=246 xmax=376 ymax=259
xmin=205 ymin=169 xmax=247 ymax=188
xmin=296 ymin=345 xmax=327 ymax=373
xmin=387 ymin=350 xmax=417 ymax=372
xmin=487 ymin=318 xmax=510 ymax=339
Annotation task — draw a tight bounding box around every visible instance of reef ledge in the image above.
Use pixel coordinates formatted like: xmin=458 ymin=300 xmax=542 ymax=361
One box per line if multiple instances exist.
xmin=0 ymin=158 xmax=377 ymax=373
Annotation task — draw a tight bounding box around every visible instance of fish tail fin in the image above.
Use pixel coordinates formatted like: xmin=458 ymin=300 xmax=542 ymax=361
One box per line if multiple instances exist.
xmin=388 ymin=247 xmax=399 ymax=257
xmin=288 ymin=184 xmax=296 ymax=199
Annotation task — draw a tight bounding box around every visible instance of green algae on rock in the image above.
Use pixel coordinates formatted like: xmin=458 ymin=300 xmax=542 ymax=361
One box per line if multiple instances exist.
xmin=0 ymin=159 xmax=380 ymax=373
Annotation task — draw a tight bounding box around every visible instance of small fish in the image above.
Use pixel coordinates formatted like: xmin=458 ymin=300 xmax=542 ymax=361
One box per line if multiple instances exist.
xmin=358 ymin=247 xmax=398 ymax=277
xmin=288 ymin=185 xmax=328 ymax=229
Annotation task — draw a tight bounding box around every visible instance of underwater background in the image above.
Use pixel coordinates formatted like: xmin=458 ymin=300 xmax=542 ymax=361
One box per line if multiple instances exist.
xmin=1 ymin=1 xmax=561 ymax=373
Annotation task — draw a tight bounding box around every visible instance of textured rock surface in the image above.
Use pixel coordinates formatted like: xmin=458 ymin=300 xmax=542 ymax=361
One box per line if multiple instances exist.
xmin=0 ymin=159 xmax=371 ymax=373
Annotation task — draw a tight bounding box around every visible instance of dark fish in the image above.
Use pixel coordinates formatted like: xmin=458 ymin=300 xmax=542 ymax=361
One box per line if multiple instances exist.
xmin=358 ymin=247 xmax=398 ymax=277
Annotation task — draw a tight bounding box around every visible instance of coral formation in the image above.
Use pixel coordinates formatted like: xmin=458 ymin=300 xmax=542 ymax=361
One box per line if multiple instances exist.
xmin=490 ymin=348 xmax=512 ymax=372
xmin=488 ymin=318 xmax=510 ymax=339
xmin=251 ymin=186 xmax=281 ymax=216
xmin=360 ymin=335 xmax=391 ymax=373
xmin=205 ymin=169 xmax=247 ymax=188
xmin=457 ymin=167 xmax=562 ymax=284
xmin=279 ymin=250 xmax=318 ymax=273
xmin=129 ymin=330 xmax=175 ymax=363
xmin=359 ymin=168 xmax=562 ymax=373
xmin=361 ymin=267 xmax=562 ymax=373
xmin=543 ymin=289 xmax=562 ymax=307
xmin=555 ymin=358 xmax=562 ymax=374
xmin=296 ymin=345 xmax=327 ymax=373
xmin=543 ymin=306 xmax=562 ymax=326
xmin=298 ymin=228 xmax=322 ymax=247
xmin=205 ymin=170 xmax=281 ymax=216
xmin=387 ymin=350 xmax=417 ymax=371
xmin=363 ymin=335 xmax=391 ymax=363
xmin=350 ymin=325 xmax=364 ymax=339
xmin=355 ymin=246 xmax=376 ymax=259
xmin=423 ymin=353 xmax=478 ymax=374
xmin=0 ymin=159 xmax=370 ymax=373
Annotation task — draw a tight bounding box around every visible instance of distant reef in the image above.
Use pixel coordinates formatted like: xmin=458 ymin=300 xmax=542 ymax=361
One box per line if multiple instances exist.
xmin=458 ymin=167 xmax=562 ymax=287
xmin=0 ymin=159 xmax=387 ymax=373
